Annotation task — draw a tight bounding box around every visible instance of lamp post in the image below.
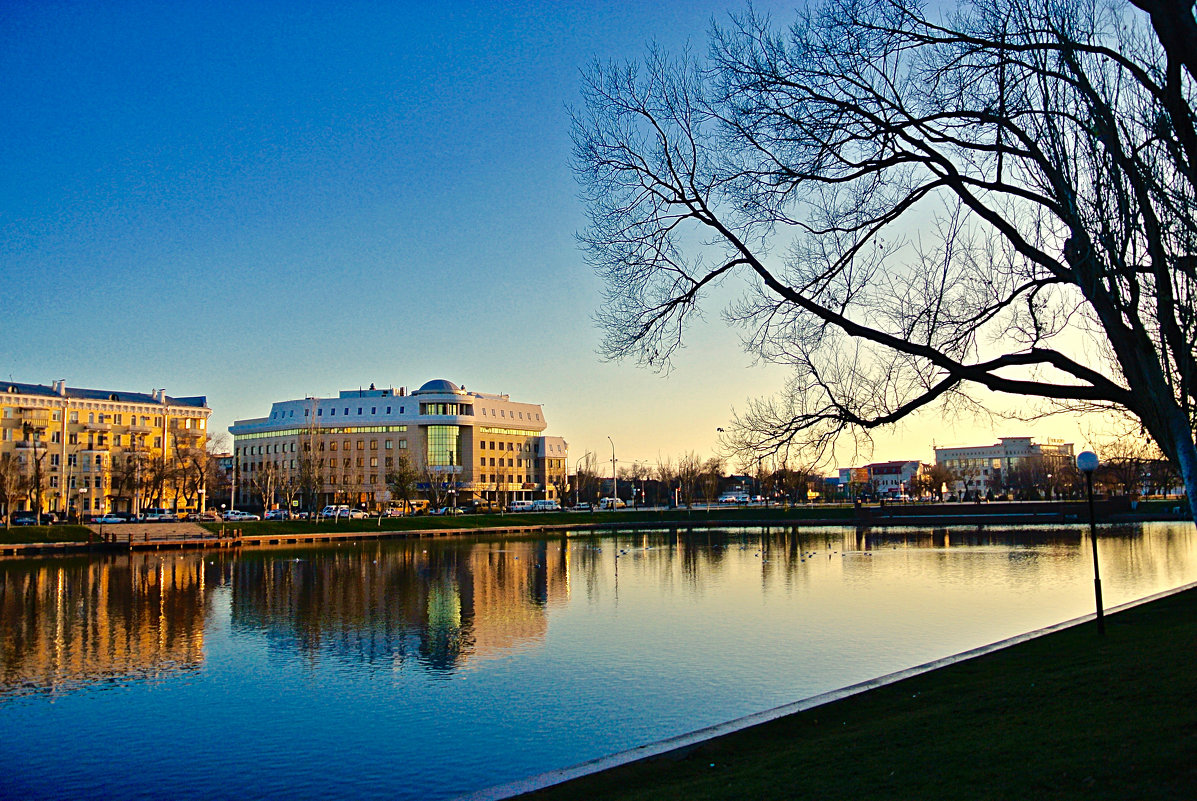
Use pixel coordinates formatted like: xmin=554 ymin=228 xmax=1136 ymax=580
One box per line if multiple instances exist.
xmin=607 ymin=436 xmax=617 ymax=510
xmin=220 ymin=503 xmax=227 ymax=538
xmin=1077 ymin=450 xmax=1105 ymax=635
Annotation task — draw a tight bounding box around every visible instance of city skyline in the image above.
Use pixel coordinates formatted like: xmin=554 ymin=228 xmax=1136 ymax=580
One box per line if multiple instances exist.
xmin=2 ymin=1 xmax=1111 ymax=473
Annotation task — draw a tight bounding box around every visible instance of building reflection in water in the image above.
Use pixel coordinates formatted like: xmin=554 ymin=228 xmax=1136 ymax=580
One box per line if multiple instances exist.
xmin=227 ymin=537 xmax=571 ymax=674
xmin=2 ymin=523 xmax=1193 ymax=699
xmin=0 ymin=553 xmax=209 ymax=698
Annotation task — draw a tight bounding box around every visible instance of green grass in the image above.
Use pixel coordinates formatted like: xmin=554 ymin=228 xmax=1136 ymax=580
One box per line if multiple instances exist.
xmin=197 ymin=505 xmax=858 ymax=536
xmin=0 ymin=525 xmax=95 ymax=544
xmin=522 ymin=588 xmax=1197 ymax=801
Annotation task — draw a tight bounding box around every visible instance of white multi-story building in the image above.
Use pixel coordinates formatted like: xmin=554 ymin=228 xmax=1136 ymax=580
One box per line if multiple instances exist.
xmin=934 ymin=436 xmax=1074 ymax=497
xmin=229 ymin=379 xmax=568 ymax=511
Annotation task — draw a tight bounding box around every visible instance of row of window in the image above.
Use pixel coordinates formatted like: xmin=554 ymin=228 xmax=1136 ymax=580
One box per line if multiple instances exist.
xmin=237 ymin=425 xmax=409 ymax=440
xmin=241 ymin=438 xmax=408 ymax=456
xmin=265 ymin=405 xmax=545 ymax=423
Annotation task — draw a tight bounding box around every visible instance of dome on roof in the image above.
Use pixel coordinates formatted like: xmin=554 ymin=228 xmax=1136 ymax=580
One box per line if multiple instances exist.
xmin=416 ymin=379 xmax=460 ymax=394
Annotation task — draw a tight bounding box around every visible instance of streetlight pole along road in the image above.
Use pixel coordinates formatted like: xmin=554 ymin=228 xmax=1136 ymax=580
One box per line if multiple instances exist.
xmin=608 ymin=436 xmax=617 ymax=509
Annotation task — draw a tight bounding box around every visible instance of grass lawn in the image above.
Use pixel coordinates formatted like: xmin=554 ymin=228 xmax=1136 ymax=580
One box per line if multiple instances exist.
xmin=0 ymin=525 xmax=94 ymax=544
xmin=521 ymin=587 xmax=1197 ymax=801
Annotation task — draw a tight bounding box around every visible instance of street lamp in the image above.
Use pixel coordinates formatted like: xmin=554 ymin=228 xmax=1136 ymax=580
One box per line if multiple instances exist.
xmin=1077 ymin=450 xmax=1105 ymax=635
xmin=607 ymin=436 xmax=617 ymax=510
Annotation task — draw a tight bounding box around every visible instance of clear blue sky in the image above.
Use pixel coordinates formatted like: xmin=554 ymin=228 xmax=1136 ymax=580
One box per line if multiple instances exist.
xmin=0 ymin=0 xmax=1100 ymax=471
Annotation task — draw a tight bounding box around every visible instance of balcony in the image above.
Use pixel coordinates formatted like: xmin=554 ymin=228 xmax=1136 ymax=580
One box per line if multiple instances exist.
xmin=83 ymin=421 xmax=111 ymax=432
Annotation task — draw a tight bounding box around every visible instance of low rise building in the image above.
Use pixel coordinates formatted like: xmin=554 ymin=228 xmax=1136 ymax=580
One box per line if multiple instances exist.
xmin=934 ymin=436 xmax=1074 ymax=497
xmin=228 ymin=379 xmax=568 ymax=511
xmin=0 ymin=380 xmax=211 ymax=518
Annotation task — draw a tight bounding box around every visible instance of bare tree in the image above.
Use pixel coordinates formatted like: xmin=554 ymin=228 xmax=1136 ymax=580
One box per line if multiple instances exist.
xmin=574 ymin=0 xmax=1197 ymax=521
xmin=249 ymin=461 xmax=280 ymax=512
xmin=676 ymin=451 xmax=703 ymax=508
xmin=0 ymin=455 xmax=28 ymax=529
xmin=575 ymin=451 xmax=601 ymax=506
xmin=655 ymin=454 xmax=677 ymax=507
xmin=385 ymin=455 xmax=419 ymax=514
xmin=700 ymin=456 xmax=725 ymax=504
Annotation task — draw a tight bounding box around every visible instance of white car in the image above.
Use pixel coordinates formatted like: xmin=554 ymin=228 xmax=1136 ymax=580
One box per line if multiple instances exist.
xmin=224 ymin=510 xmax=260 ymax=521
xmin=93 ymin=514 xmax=126 ymax=524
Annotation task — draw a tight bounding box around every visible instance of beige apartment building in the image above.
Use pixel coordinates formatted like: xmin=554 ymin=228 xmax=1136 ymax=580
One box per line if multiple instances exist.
xmin=228 ymin=379 xmax=569 ymax=511
xmin=0 ymin=380 xmax=212 ymax=519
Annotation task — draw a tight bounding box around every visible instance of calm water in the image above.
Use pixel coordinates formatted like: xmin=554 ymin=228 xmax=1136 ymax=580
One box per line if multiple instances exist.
xmin=1 ymin=522 xmax=1195 ymax=800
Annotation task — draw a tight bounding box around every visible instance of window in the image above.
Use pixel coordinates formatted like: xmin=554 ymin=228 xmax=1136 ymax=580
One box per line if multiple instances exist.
xmin=356 ymin=457 xmax=364 ymax=468
xmin=370 ymin=457 xmax=378 ymax=468
xmin=490 ymin=458 xmax=495 ymax=467
xmin=318 ymin=409 xmax=323 ymax=416
xmin=344 ymin=439 xmax=351 ymax=450
xmin=480 ymin=457 xmax=487 ymax=466
xmin=399 ymin=440 xmax=407 ymax=449
xmin=331 ymin=408 xmax=336 ymax=416
xmin=357 ymin=440 xmax=365 ymax=450
xmin=67 ymin=454 xmax=77 ymax=467
xmin=52 ymin=410 xmax=61 ymax=422
xmin=51 ymin=431 xmax=60 ymax=444
xmin=330 ymin=441 xmax=338 ymax=451
xmin=371 ymin=407 xmax=376 ymax=414
xmin=358 ymin=408 xmax=362 ymax=415
xmin=154 ymin=436 xmax=162 ymax=448
xmin=88 ymin=413 xmax=95 ymax=424
xmin=50 ymin=476 xmax=59 ymax=488
xmin=385 ymin=457 xmax=393 ymax=467
xmin=384 ymin=440 xmax=393 ymax=450
xmin=370 ymin=440 xmax=377 ymax=450
xmin=154 ymin=417 xmax=162 ymax=427
xmin=50 ymin=454 xmax=60 ymax=467
xmin=344 ymin=408 xmax=349 ymax=415
xmin=93 ymin=475 xmax=101 ymax=488
xmin=386 ymin=407 xmax=391 ymax=414
xmin=113 ymin=413 xmax=122 ymax=424
xmin=69 ymin=411 xmax=78 ymax=423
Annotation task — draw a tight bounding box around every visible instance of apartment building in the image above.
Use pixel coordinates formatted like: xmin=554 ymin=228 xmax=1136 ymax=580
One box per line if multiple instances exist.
xmin=934 ymin=436 xmax=1075 ymax=497
xmin=0 ymin=380 xmax=211 ymax=518
xmin=228 ymin=379 xmax=569 ymax=510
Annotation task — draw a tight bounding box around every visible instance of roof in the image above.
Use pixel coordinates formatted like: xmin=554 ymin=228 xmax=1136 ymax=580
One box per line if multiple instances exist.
xmin=1 ymin=381 xmax=208 ymax=408
xmin=415 ymin=378 xmax=460 ymax=394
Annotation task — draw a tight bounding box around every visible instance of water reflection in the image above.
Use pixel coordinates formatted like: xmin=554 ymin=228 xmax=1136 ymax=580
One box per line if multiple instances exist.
xmin=1 ymin=523 xmax=1194 ymax=702
xmin=227 ymin=540 xmax=570 ymax=673
xmin=0 ymin=554 xmax=208 ymax=698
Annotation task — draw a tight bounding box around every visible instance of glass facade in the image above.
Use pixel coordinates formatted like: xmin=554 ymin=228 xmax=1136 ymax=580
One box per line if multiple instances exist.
xmin=426 ymin=425 xmax=462 ymax=466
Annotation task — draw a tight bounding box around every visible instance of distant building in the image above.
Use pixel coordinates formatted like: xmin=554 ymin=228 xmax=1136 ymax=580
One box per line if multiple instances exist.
xmin=228 ymin=379 xmax=568 ymax=511
xmin=0 ymin=380 xmax=211 ymax=517
xmin=934 ymin=436 xmax=1074 ymax=497
xmin=865 ymin=460 xmax=925 ymax=497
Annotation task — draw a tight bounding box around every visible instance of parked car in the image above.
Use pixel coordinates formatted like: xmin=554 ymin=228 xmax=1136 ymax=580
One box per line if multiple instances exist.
xmin=195 ymin=511 xmax=221 ymax=522
xmin=531 ymin=500 xmax=561 ymax=512
xmin=568 ymin=502 xmax=593 ymax=512
xmin=598 ymin=497 xmax=626 ymax=510
xmin=140 ymin=510 xmax=178 ymax=522
xmin=432 ymin=507 xmax=465 ymax=516
xmin=93 ymin=514 xmax=126 ymax=524
xmin=11 ymin=511 xmax=55 ymax=526
xmin=264 ymin=509 xmax=292 ymax=521
xmin=223 ymin=510 xmax=260 ymax=521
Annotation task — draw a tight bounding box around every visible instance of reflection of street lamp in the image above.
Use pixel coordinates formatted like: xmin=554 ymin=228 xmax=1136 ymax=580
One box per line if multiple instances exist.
xmin=1077 ymin=450 xmax=1105 ymax=635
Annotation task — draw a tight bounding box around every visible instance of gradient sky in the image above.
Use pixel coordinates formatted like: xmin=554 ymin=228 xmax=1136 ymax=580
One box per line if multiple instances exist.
xmin=1 ymin=1 xmax=1108 ymax=472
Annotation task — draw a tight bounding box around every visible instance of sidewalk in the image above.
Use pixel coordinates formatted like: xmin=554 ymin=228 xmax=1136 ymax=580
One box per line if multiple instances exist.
xmin=512 ymin=585 xmax=1197 ymax=801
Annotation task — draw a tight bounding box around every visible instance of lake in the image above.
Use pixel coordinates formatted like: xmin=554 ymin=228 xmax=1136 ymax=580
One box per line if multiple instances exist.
xmin=1 ymin=522 xmax=1194 ymax=799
